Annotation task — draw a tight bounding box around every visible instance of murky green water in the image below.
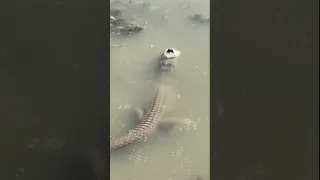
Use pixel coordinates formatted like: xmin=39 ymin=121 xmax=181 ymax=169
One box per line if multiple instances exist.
xmin=110 ymin=0 xmax=210 ymax=179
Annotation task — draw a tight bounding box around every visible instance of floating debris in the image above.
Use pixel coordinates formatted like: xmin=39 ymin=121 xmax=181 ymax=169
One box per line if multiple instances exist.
xmin=110 ymin=15 xmax=116 ymax=22
xmin=189 ymin=13 xmax=210 ymax=24
xmin=110 ymin=15 xmax=145 ymax=36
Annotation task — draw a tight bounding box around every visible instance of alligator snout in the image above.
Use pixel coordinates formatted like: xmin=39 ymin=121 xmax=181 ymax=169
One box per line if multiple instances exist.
xmin=161 ymin=48 xmax=181 ymax=59
xmin=160 ymin=48 xmax=181 ymax=71
xmin=166 ymin=48 xmax=174 ymax=53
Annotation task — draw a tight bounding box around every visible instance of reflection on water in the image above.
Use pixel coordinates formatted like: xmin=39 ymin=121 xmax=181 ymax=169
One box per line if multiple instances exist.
xmin=110 ymin=0 xmax=210 ymax=179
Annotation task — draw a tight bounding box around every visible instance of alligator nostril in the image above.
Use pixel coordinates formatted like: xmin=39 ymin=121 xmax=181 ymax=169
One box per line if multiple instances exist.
xmin=166 ymin=49 xmax=174 ymax=53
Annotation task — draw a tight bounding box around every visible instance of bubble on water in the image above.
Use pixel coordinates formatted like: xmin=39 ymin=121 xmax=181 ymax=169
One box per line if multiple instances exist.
xmin=123 ymin=104 xmax=131 ymax=109
xmin=172 ymin=146 xmax=184 ymax=157
xmin=144 ymin=157 xmax=148 ymax=163
xmin=172 ymin=167 xmax=176 ymax=174
xmin=128 ymin=145 xmax=144 ymax=166
xmin=177 ymin=117 xmax=200 ymax=131
xmin=143 ymin=136 xmax=149 ymax=142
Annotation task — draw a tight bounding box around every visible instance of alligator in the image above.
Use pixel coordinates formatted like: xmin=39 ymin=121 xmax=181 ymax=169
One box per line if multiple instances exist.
xmin=110 ymin=48 xmax=181 ymax=150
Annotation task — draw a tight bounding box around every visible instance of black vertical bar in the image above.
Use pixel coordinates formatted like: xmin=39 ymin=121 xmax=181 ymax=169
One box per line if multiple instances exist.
xmin=210 ymin=0 xmax=223 ymax=179
xmin=0 ymin=1 xmax=110 ymax=180
xmin=211 ymin=0 xmax=319 ymax=179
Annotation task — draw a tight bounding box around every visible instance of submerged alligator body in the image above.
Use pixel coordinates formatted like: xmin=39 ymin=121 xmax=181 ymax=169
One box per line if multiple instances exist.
xmin=110 ymin=48 xmax=181 ymax=150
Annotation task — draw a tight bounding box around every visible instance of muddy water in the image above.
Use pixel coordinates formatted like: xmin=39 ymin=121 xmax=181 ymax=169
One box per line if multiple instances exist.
xmin=110 ymin=0 xmax=210 ymax=179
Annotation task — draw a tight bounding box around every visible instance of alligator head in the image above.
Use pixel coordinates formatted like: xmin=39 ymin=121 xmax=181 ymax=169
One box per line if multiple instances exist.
xmin=160 ymin=48 xmax=181 ymax=72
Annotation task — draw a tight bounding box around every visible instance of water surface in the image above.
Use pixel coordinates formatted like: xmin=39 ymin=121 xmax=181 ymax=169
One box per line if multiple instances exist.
xmin=110 ymin=0 xmax=210 ymax=179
